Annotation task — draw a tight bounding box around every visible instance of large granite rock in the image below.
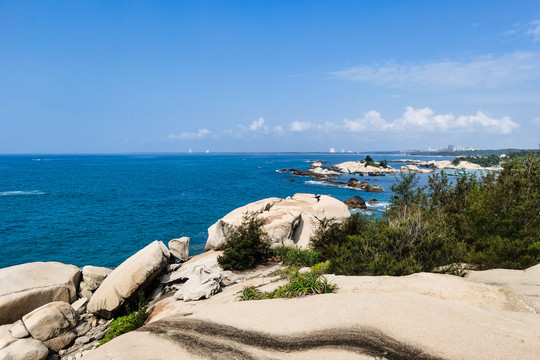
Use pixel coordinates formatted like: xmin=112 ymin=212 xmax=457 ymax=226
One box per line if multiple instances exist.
xmin=0 ymin=262 xmax=81 ymax=325
xmin=82 ymin=266 xmax=112 ymax=291
xmin=0 ymin=338 xmax=49 ymax=360
xmin=205 ymin=197 xmax=282 ymax=250
xmin=22 ymin=301 xmax=79 ymax=342
xmin=168 ymin=237 xmax=190 ymax=262
xmin=87 ymin=241 xmax=170 ymax=319
xmin=205 ymin=194 xmax=350 ymax=251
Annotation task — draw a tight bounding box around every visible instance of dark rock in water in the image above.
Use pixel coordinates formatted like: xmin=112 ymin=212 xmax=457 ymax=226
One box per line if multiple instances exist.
xmin=278 ymin=169 xmax=340 ymax=179
xmin=347 ymin=178 xmax=363 ymax=188
xmin=368 ymin=199 xmax=379 ymax=204
xmin=364 ymin=185 xmax=384 ymax=193
xmin=345 ymin=196 xmax=367 ymax=209
xmin=285 ymin=179 xmax=295 ymax=182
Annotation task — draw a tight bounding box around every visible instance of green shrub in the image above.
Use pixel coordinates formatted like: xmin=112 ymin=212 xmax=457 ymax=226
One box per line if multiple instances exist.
xmin=311 ymin=261 xmax=330 ymax=275
xmin=217 ymin=213 xmax=272 ymax=271
xmin=238 ymin=271 xmax=337 ymax=301
xmin=237 ymin=286 xmax=267 ymax=301
xmin=311 ymin=212 xmax=465 ymax=276
xmin=273 ymin=246 xmax=319 ymax=267
xmin=99 ymin=296 xmax=148 ymax=346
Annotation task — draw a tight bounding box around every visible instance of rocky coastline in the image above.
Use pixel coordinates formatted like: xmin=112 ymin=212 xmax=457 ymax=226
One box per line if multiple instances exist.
xmin=1 ymin=193 xmax=539 ymax=360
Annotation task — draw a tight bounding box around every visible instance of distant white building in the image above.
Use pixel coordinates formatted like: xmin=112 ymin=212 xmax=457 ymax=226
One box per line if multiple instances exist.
xmin=329 ymin=148 xmax=336 ymax=153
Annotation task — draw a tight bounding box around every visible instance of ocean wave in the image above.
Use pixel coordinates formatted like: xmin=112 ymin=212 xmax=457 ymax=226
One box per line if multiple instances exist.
xmin=0 ymin=190 xmax=46 ymax=196
xmin=366 ymin=201 xmax=390 ymax=209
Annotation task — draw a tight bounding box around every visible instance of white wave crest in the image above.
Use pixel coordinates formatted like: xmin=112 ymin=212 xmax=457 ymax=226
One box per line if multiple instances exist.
xmin=0 ymin=190 xmax=46 ymax=196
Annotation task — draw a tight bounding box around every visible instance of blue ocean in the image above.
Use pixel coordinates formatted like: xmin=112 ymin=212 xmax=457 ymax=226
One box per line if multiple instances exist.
xmin=0 ymin=154 xmax=450 ymax=269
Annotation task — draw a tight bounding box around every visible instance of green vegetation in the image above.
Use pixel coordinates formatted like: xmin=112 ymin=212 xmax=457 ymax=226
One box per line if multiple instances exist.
xmin=364 ymin=155 xmax=390 ymax=168
xmin=452 ymin=154 xmax=501 ymax=167
xmin=273 ymin=246 xmax=319 ymax=267
xmin=312 ymin=154 xmax=540 ymax=274
xmin=218 ymin=213 xmax=272 ymax=271
xmin=238 ymin=271 xmax=337 ymax=301
xmin=99 ymin=295 xmax=148 ymax=346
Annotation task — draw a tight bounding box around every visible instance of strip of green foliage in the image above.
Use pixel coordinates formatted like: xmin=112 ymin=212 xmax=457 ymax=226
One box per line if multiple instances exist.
xmin=218 ymin=214 xmax=272 ymax=271
xmin=238 ymin=271 xmax=337 ymax=301
xmin=99 ymin=295 xmax=148 ymax=346
xmin=452 ymin=154 xmax=501 ymax=167
xmin=311 ymin=153 xmax=540 ymax=275
xmin=273 ymin=246 xmax=319 ymax=267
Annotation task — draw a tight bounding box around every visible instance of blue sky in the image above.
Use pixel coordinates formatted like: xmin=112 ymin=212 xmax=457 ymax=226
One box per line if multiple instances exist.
xmin=1 ymin=1 xmax=539 ymax=153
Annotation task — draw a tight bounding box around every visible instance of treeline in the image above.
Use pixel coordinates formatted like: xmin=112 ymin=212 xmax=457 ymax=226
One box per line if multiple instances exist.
xmin=312 ymin=153 xmax=540 ymax=275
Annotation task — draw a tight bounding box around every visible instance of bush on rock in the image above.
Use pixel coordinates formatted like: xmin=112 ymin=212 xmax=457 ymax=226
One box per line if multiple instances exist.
xmin=217 ymin=213 xmax=272 ymax=271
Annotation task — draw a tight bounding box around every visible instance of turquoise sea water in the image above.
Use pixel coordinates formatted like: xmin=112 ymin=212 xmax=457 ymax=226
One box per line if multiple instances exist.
xmin=0 ymin=154 xmax=450 ymax=268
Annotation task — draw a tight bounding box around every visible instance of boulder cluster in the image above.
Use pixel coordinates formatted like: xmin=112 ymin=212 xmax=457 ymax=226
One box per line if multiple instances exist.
xmin=0 ymin=193 xmax=349 ymax=360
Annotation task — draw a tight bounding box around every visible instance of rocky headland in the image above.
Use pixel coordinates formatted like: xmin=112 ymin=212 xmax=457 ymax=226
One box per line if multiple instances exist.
xmin=1 ymin=194 xmax=539 ymax=360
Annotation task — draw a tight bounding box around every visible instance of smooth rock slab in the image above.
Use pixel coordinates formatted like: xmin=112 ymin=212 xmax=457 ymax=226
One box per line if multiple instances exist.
xmin=0 ymin=262 xmax=81 ymax=325
xmin=87 ymin=241 xmax=170 ymax=319
xmin=0 ymin=338 xmax=49 ymax=360
xmin=22 ymin=301 xmax=79 ymax=342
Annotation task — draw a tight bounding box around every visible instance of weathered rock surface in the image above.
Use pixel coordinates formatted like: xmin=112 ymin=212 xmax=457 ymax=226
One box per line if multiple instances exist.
xmin=0 ymin=338 xmax=49 ymax=360
xmin=22 ymin=301 xmax=79 ymax=342
xmin=205 ymin=197 xmax=282 ymax=251
xmin=205 ymin=194 xmax=350 ymax=251
xmin=82 ymin=266 xmax=112 ymax=291
xmin=334 ymin=161 xmax=396 ymax=174
xmin=87 ymin=241 xmax=170 ymax=319
xmin=465 ymin=264 xmax=540 ymax=310
xmin=83 ymin=264 xmax=540 ymax=360
xmin=168 ymin=237 xmax=190 ymax=262
xmin=173 ymin=270 xmax=221 ymax=302
xmin=344 ymin=196 xmax=367 ymax=209
xmin=400 ymin=164 xmax=434 ymax=173
xmin=8 ymin=320 xmax=29 ymax=339
xmin=0 ymin=262 xmax=81 ymax=325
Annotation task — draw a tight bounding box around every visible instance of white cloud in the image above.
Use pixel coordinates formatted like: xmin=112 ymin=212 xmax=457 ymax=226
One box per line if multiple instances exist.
xmin=290 ymin=121 xmax=315 ymax=132
xmin=332 ymin=51 xmax=540 ymax=88
xmin=390 ymin=107 xmax=518 ymax=134
xmin=531 ymin=117 xmax=540 ymax=127
xmin=168 ymin=128 xmax=210 ymax=140
xmin=250 ymin=117 xmax=266 ymax=131
xmin=525 ymin=20 xmax=540 ymax=41
xmin=291 ymin=107 xmax=519 ymax=135
xmin=343 ymin=110 xmax=387 ymax=132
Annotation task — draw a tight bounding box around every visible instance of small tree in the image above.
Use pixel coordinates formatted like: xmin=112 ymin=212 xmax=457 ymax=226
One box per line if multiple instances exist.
xmin=217 ymin=213 xmax=272 ymax=271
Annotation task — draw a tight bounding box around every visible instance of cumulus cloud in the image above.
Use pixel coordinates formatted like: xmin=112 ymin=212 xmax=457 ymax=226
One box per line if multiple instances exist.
xmin=332 ymin=51 xmax=540 ymax=88
xmin=343 ymin=110 xmax=388 ymax=132
xmin=168 ymin=128 xmax=210 ymax=140
xmin=390 ymin=107 xmax=519 ymax=134
xmin=250 ymin=117 xmax=266 ymax=131
xmin=290 ymin=107 xmax=519 ymax=135
xmin=226 ymin=117 xmax=284 ymax=137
